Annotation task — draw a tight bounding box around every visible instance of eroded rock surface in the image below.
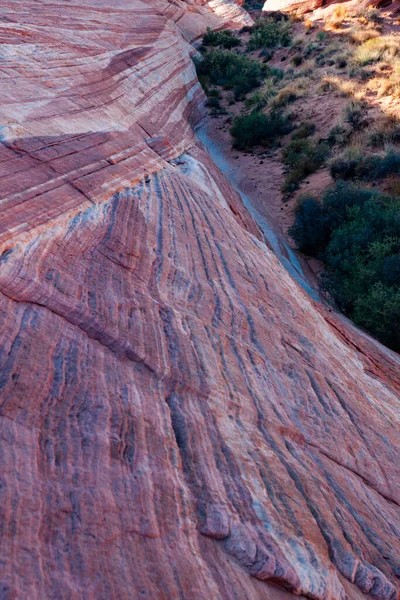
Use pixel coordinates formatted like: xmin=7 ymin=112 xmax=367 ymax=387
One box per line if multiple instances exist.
xmin=0 ymin=2 xmax=399 ymax=599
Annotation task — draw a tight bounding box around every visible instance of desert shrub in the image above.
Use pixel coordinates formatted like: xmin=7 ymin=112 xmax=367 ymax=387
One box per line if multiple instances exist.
xmin=289 ymin=197 xmax=331 ymax=254
xmin=373 ymin=62 xmax=400 ymax=99
xmin=330 ymin=147 xmax=400 ymax=180
xmin=330 ymin=5 xmax=347 ymax=28
xmin=247 ymin=16 xmax=292 ymax=50
xmin=292 ymin=122 xmax=316 ymax=139
xmin=303 ymin=19 xmax=314 ymax=31
xmin=292 ymin=53 xmax=303 ymax=67
xmin=336 ymin=55 xmax=347 ymax=69
xmin=327 ymin=124 xmax=352 ymax=147
xmin=206 ymin=96 xmax=221 ymax=108
xmin=202 ymin=27 xmax=241 ymax=49
xmin=304 ymin=42 xmax=320 ymax=58
xmin=271 ymin=84 xmax=302 ymax=108
xmin=349 ymin=25 xmax=380 ymax=45
xmin=289 ymin=181 xmax=400 ymax=349
xmin=207 ymin=88 xmax=221 ymax=98
xmin=230 ymin=110 xmax=291 ymax=150
xmin=194 ymin=49 xmax=266 ymax=98
xmin=355 ymin=7 xmax=382 ymax=24
xmin=368 ymin=118 xmax=400 ymax=147
xmin=245 ymin=77 xmax=277 ymax=109
xmin=343 ymin=100 xmax=365 ymax=129
xmin=282 ymin=138 xmax=330 ymax=192
xmin=353 ymin=283 xmax=400 ymax=347
xmin=353 ymin=36 xmax=399 ymax=66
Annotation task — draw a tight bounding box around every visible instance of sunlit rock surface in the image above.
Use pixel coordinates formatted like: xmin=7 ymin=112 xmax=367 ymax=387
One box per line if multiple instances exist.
xmin=262 ymin=0 xmax=398 ymax=15
xmin=0 ymin=1 xmax=399 ymax=599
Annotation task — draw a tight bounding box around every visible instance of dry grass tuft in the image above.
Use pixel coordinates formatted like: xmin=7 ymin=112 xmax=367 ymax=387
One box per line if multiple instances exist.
xmin=330 ymin=5 xmax=348 ymax=29
xmin=353 ymin=36 xmax=400 ymax=66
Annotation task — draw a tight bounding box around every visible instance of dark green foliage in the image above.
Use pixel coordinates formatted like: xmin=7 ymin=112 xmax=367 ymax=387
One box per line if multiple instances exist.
xmin=282 ymin=138 xmax=330 ymax=192
xmin=206 ymin=96 xmax=221 ymax=108
xmin=330 ymin=147 xmax=400 ymax=180
xmin=335 ymin=56 xmax=347 ymax=68
xmin=194 ymin=49 xmax=266 ymax=99
xmin=288 ymin=197 xmax=331 ymax=254
xmin=292 ymin=54 xmax=303 ymax=66
xmin=230 ymin=110 xmax=292 ymax=150
xmin=202 ymin=27 xmax=241 ymax=49
xmin=289 ymin=181 xmax=400 ymax=349
xmin=247 ymin=16 xmax=292 ymax=50
xmin=207 ymin=88 xmax=221 ymax=98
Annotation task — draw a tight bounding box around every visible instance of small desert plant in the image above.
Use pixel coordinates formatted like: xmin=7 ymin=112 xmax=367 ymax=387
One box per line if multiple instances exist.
xmin=367 ymin=118 xmax=400 ymax=147
xmin=271 ymin=83 xmax=304 ymax=108
xmin=245 ymin=77 xmax=277 ymax=109
xmin=194 ymin=49 xmax=266 ymax=98
xmin=329 ymin=146 xmax=400 ymax=180
xmin=282 ymin=138 xmax=330 ymax=192
xmin=349 ymin=25 xmax=380 ymax=45
xmin=202 ymin=27 xmax=241 ymax=49
xmin=355 ymin=7 xmax=382 ymax=24
xmin=329 ymin=146 xmax=364 ymax=178
xmin=335 ymin=55 xmax=347 ymax=69
xmin=292 ymin=122 xmax=316 ymax=140
xmin=330 ymin=5 xmax=347 ymax=29
xmin=230 ymin=110 xmax=292 ymax=150
xmin=328 ymin=124 xmax=352 ymax=147
xmin=353 ymin=36 xmax=399 ymax=66
xmin=343 ymin=100 xmax=365 ymax=129
xmin=292 ymin=53 xmax=303 ymax=67
xmin=206 ymin=96 xmax=221 ymax=109
xmin=303 ymin=19 xmax=314 ymax=32
xmin=247 ymin=16 xmax=292 ymax=50
xmin=207 ymin=88 xmax=221 ymax=98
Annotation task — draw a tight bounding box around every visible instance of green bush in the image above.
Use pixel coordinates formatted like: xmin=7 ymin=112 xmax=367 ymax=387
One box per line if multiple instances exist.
xmin=194 ymin=49 xmax=266 ymax=99
xmin=207 ymin=88 xmax=221 ymax=98
xmin=330 ymin=147 xmax=400 ymax=180
xmin=288 ymin=197 xmax=331 ymax=254
xmin=289 ymin=181 xmax=400 ymax=349
xmin=202 ymin=27 xmax=241 ymax=49
xmin=343 ymin=100 xmax=365 ymax=129
xmin=368 ymin=121 xmax=400 ymax=147
xmin=292 ymin=53 xmax=303 ymax=66
xmin=230 ymin=110 xmax=291 ymax=150
xmin=327 ymin=124 xmax=352 ymax=147
xmin=206 ymin=96 xmax=221 ymax=108
xmin=247 ymin=17 xmax=292 ymax=50
xmin=282 ymin=138 xmax=330 ymax=192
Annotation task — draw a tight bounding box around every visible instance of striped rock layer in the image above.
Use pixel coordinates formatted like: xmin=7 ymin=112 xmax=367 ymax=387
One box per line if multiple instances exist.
xmin=0 ymin=1 xmax=399 ymax=599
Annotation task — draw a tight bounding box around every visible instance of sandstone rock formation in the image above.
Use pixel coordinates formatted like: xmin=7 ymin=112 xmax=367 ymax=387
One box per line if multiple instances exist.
xmin=0 ymin=1 xmax=399 ymax=599
xmin=262 ymin=0 xmax=398 ymax=16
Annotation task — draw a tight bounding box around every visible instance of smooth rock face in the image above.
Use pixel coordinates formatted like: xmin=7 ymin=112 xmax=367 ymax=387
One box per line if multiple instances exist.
xmin=0 ymin=2 xmax=399 ymax=600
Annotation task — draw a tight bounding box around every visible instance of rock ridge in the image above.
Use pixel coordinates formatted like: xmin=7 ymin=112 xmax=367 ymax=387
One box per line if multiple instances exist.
xmin=0 ymin=2 xmax=399 ymax=599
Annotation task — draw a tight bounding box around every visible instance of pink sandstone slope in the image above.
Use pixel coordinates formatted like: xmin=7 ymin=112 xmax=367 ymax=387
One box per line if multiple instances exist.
xmin=0 ymin=1 xmax=399 ymax=599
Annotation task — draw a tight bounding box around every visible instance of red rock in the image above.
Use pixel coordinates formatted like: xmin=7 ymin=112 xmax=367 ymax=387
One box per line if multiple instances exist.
xmin=262 ymin=0 xmax=397 ymax=15
xmin=0 ymin=2 xmax=399 ymax=600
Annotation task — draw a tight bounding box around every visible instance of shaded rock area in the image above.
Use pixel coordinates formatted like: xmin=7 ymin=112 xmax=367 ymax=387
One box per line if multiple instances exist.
xmin=0 ymin=1 xmax=399 ymax=599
